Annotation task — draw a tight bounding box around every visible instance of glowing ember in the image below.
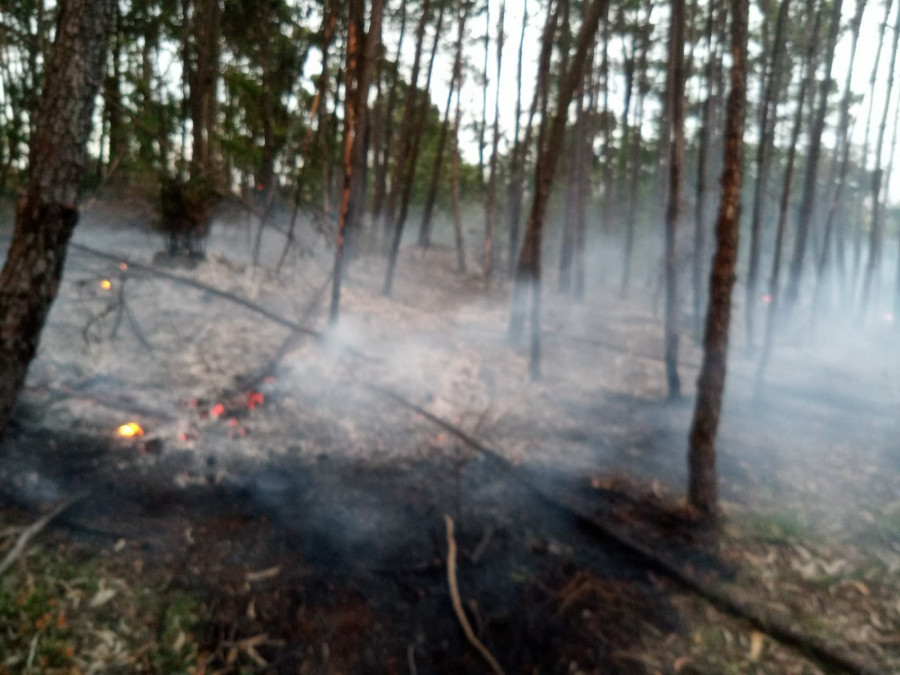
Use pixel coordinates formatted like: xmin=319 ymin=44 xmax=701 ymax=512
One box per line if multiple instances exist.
xmin=762 ymin=294 xmax=772 ymax=304
xmin=210 ymin=403 xmax=226 ymax=418
xmin=119 ymin=262 xmax=128 ymax=271
xmin=247 ymin=391 xmax=265 ymax=409
xmin=100 ymin=279 xmax=112 ymax=290
xmin=117 ymin=422 xmax=144 ymax=438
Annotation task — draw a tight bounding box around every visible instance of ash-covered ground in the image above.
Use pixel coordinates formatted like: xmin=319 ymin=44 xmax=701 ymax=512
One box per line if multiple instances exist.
xmin=2 ymin=202 xmax=899 ymax=673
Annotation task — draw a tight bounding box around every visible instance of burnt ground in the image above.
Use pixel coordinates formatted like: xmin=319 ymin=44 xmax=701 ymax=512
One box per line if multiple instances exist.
xmin=1 ymin=206 xmax=900 ymax=674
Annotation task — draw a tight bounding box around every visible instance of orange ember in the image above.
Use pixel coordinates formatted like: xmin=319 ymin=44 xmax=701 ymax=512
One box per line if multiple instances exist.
xmin=247 ymin=392 xmax=265 ymax=409
xmin=210 ymin=403 xmax=226 ymax=418
xmin=118 ymin=422 xmax=144 ymax=438
xmin=100 ymin=279 xmax=112 ymax=290
xmin=119 ymin=262 xmax=128 ymax=271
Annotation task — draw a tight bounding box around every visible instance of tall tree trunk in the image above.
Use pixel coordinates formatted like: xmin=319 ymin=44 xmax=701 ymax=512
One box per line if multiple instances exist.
xmin=478 ymin=0 xmax=490 ymax=185
xmin=383 ymin=0 xmax=446 ymax=296
xmin=810 ymin=0 xmax=867 ymax=329
xmin=664 ymin=0 xmax=687 ymax=400
xmin=484 ymin=1 xmax=505 ymax=280
xmin=0 ymin=0 xmax=113 ymax=441
xmin=744 ymin=0 xmax=791 ymax=353
xmin=505 ymin=1 xmax=531 ymax=277
xmin=383 ymin=0 xmax=431 ymax=240
xmin=755 ymin=0 xmax=820 ymax=391
xmin=509 ymin=0 xmax=608 ymax=380
xmin=782 ymin=0 xmax=844 ymax=317
xmin=859 ymin=0 xmax=900 ymax=318
xmin=620 ymin=13 xmax=651 ymax=298
xmin=687 ymin=0 xmax=748 ymax=516
xmin=332 ymin=0 xmax=383 ymax=323
xmin=853 ymin=0 xmax=893 ymax=293
xmin=420 ymin=0 xmax=470 ymax=248
xmin=372 ymin=2 xmax=406 ymax=227
xmin=450 ymin=47 xmax=467 ymax=273
xmin=693 ymin=0 xmax=721 ymax=341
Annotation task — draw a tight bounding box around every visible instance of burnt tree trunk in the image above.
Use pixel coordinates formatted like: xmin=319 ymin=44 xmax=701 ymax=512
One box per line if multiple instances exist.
xmin=331 ymin=0 xmax=383 ymax=324
xmin=0 ymin=0 xmax=114 ymax=441
xmin=687 ymin=0 xmax=748 ymax=515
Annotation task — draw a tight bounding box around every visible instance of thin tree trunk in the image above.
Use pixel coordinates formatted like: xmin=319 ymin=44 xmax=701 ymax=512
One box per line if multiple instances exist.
xmin=782 ymin=0 xmax=844 ymax=317
xmin=687 ymin=0 xmax=748 ymax=516
xmin=383 ymin=1 xmax=446 ymax=296
xmin=664 ymin=0 xmax=687 ymax=400
xmin=451 ymin=59 xmax=467 ymax=273
xmin=510 ymin=0 xmax=608 ymax=379
xmin=620 ymin=14 xmax=651 ymax=298
xmin=478 ymin=0 xmax=490 ymax=185
xmin=811 ymin=0 xmax=867 ymax=329
xmin=0 ymin=0 xmax=114 ymax=440
xmin=755 ymin=0 xmax=820 ymax=391
xmin=693 ymin=0 xmax=720 ymax=341
xmin=744 ymin=0 xmax=791 ymax=352
xmin=505 ymin=1 xmax=530 ymax=277
xmin=860 ymin=0 xmax=900 ymax=318
xmin=420 ymin=0 xmax=470 ymax=248
xmin=853 ymin=0 xmax=893 ymax=293
xmin=331 ymin=0 xmax=383 ymax=322
xmin=372 ymin=2 xmax=405 ymax=227
xmin=383 ymin=0 xmax=431 ymax=240
xmin=484 ymin=1 xmax=506 ymax=280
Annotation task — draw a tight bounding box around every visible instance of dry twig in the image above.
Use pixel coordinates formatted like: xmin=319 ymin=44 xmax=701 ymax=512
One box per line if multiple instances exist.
xmin=444 ymin=515 xmax=504 ymax=675
xmin=0 ymin=493 xmax=88 ymax=578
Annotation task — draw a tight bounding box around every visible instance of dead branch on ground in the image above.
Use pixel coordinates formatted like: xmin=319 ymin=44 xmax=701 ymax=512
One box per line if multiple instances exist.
xmin=381 ymin=387 xmax=883 ymax=675
xmin=0 ymin=493 xmax=88 ymax=577
xmin=444 ymin=515 xmax=505 ymax=675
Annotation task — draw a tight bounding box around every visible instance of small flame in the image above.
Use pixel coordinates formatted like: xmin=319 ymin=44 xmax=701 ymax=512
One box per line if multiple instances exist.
xmin=247 ymin=391 xmax=265 ymax=409
xmin=210 ymin=403 xmax=226 ymax=418
xmin=762 ymin=294 xmax=772 ymax=304
xmin=119 ymin=262 xmax=128 ymax=271
xmin=118 ymin=422 xmax=144 ymax=438
xmin=100 ymin=279 xmax=112 ymax=290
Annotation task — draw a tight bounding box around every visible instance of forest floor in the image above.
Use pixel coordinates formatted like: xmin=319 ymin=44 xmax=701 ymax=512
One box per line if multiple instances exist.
xmin=1 ymin=200 xmax=899 ymax=674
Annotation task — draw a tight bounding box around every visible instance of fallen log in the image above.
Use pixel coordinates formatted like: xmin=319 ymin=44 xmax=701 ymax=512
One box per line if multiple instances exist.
xmin=371 ymin=384 xmax=884 ymax=675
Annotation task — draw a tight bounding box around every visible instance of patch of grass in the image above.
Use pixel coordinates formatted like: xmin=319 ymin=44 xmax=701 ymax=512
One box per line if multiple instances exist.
xmin=741 ymin=510 xmax=808 ymax=543
xmin=0 ymin=520 xmax=205 ymax=674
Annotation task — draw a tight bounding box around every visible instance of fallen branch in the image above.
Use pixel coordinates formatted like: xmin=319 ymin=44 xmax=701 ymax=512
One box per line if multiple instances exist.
xmin=0 ymin=493 xmax=88 ymax=577
xmin=444 ymin=515 xmax=504 ymax=675
xmin=69 ymin=243 xmax=320 ymax=337
xmin=380 ymin=387 xmax=883 ymax=675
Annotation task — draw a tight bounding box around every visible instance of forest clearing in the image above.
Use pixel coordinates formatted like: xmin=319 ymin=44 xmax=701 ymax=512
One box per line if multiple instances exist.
xmin=2 ymin=0 xmax=900 ymax=672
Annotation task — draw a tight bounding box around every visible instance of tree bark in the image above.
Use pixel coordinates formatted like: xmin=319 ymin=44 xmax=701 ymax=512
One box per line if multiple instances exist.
xmin=505 ymin=1 xmax=531 ymax=277
xmin=372 ymin=2 xmax=405 ymax=228
xmin=687 ymin=0 xmax=749 ymax=515
xmin=0 ymin=0 xmax=114 ymax=441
